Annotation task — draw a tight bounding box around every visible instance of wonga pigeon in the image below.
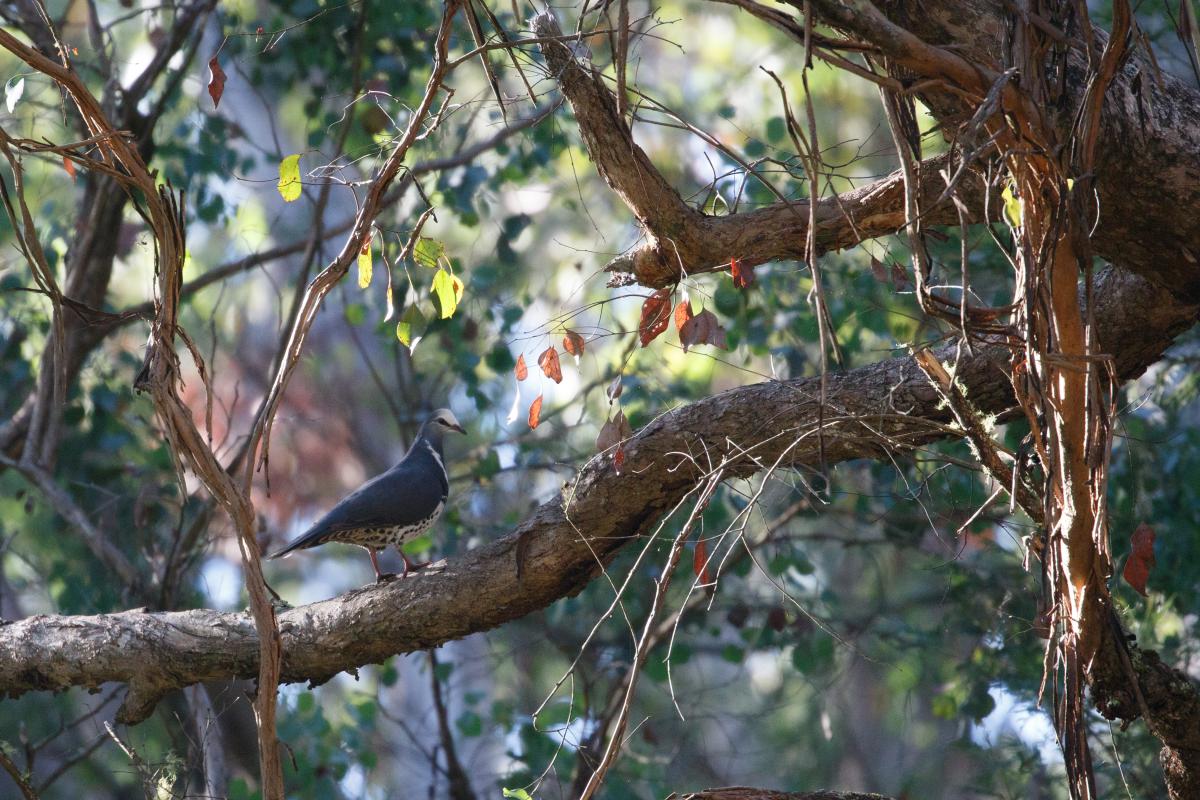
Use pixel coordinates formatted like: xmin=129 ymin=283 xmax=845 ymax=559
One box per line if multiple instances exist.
xmin=268 ymin=408 xmax=466 ymax=581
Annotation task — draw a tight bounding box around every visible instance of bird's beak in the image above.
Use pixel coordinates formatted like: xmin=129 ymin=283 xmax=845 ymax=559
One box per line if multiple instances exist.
xmin=450 ymin=423 xmax=466 ymax=434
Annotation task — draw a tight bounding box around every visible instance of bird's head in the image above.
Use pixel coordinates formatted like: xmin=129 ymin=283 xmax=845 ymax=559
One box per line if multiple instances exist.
xmin=425 ymin=408 xmax=466 ymax=437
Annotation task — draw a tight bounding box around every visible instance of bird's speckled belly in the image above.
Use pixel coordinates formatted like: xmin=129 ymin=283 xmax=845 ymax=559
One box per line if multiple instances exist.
xmin=338 ymin=505 xmax=443 ymax=550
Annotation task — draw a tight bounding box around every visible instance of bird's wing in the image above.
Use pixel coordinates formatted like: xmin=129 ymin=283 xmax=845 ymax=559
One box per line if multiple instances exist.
xmin=268 ymin=458 xmax=447 ymax=558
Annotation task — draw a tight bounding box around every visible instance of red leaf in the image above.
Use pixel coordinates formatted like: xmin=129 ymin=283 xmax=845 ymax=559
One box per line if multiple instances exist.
xmin=515 ymin=354 xmax=528 ymax=381
xmin=694 ymin=538 xmax=712 ymax=584
xmin=528 ymin=394 xmax=543 ymax=429
xmin=679 ymin=309 xmax=728 ymax=352
xmin=638 ymin=288 xmax=672 ymax=347
xmin=207 ymin=56 xmax=227 ymax=109
xmin=538 ymin=346 xmax=563 ymax=383
xmin=674 ymin=299 xmax=693 ymax=332
xmin=563 ymin=329 xmax=585 ymax=357
xmin=1122 ymin=523 xmax=1156 ymax=597
xmin=62 ymin=157 xmax=76 ymax=181
xmin=730 ymin=258 xmax=755 ymax=289
xmin=613 ymin=445 xmax=626 ymax=474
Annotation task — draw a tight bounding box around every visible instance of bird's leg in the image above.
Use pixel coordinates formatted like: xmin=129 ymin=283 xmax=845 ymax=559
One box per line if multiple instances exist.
xmin=399 ymin=550 xmax=430 ymax=578
xmin=368 ymin=548 xmax=397 ymax=583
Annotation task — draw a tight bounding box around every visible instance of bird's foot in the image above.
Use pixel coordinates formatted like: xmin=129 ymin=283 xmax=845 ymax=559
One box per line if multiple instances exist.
xmin=375 ymin=572 xmax=399 ymax=583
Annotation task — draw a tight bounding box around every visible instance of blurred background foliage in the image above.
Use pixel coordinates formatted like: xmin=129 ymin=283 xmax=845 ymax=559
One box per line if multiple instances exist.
xmin=0 ymin=1 xmax=1197 ymax=798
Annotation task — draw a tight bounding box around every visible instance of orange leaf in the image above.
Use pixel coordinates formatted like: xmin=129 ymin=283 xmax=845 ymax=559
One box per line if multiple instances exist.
xmin=538 ymin=346 xmax=563 ymax=383
xmin=674 ymin=299 xmax=693 ymax=332
xmin=1122 ymin=523 xmax=1156 ymax=597
xmin=563 ymin=329 xmax=585 ymax=357
xmin=62 ymin=157 xmax=76 ymax=181
xmin=515 ymin=354 xmax=528 ymax=381
xmin=638 ymin=288 xmax=672 ymax=347
xmin=730 ymin=258 xmax=755 ymax=290
xmin=613 ymin=445 xmax=626 ymax=474
xmin=528 ymin=394 xmax=543 ymax=429
xmin=694 ymin=538 xmax=712 ymax=584
xmin=207 ymin=56 xmax=227 ymax=109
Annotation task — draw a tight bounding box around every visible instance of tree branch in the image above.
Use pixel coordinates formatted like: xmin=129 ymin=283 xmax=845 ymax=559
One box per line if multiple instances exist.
xmin=0 ymin=266 xmax=1192 ymax=722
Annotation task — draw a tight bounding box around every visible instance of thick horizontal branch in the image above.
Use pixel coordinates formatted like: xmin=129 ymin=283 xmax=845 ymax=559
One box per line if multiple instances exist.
xmin=532 ymin=12 xmax=968 ymax=289
xmin=0 ymin=266 xmax=1192 ymax=723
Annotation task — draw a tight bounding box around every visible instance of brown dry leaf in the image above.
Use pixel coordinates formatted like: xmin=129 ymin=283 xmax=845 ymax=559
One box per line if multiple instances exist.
xmin=515 ymin=354 xmax=528 ymax=381
xmin=606 ymin=374 xmax=623 ymax=402
xmin=870 ymin=255 xmax=888 ymax=282
xmin=528 ymin=394 xmax=543 ymax=430
xmin=563 ymin=329 xmax=585 ymax=357
xmin=638 ymin=288 xmax=672 ymax=347
xmin=731 ymin=257 xmax=755 ymax=289
xmin=694 ymin=538 xmax=712 ymax=584
xmin=596 ymin=409 xmax=632 ymax=452
xmin=538 ymin=346 xmax=563 ymax=383
xmin=1122 ymin=522 xmax=1157 ymax=596
xmin=674 ymin=299 xmax=693 ymax=332
xmin=207 ymin=56 xmax=227 ymax=108
xmin=679 ymin=309 xmax=728 ymax=352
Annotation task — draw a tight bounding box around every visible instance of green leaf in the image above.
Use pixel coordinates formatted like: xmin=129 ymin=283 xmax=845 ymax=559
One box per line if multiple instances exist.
xmin=396 ymin=304 xmax=425 ymax=350
xmin=765 ymin=116 xmax=786 ymax=142
xmin=344 ymin=303 xmax=366 ymax=326
xmin=1001 ymin=183 xmax=1022 ymax=228
xmin=502 ymin=789 xmax=533 ymax=800
xmin=455 ymin=710 xmax=483 ymax=737
xmin=357 ymin=239 xmax=372 ymax=289
xmin=278 ymin=154 xmax=302 ymax=202
xmin=431 ymin=268 xmax=463 ymax=319
xmin=413 ymin=236 xmax=445 ymax=269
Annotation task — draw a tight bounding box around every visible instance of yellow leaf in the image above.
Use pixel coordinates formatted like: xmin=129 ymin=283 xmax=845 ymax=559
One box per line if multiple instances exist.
xmin=1001 ymin=183 xmax=1022 ymax=228
xmin=278 ymin=154 xmax=302 ymax=202
xmin=431 ymin=268 xmax=463 ymax=319
xmin=357 ymin=239 xmax=372 ymax=289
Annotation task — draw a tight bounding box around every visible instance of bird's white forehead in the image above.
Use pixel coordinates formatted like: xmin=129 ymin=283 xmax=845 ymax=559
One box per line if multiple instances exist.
xmin=432 ymin=408 xmax=461 ymax=427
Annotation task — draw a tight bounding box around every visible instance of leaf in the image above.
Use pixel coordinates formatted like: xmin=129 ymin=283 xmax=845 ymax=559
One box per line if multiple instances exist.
xmin=694 ymin=538 xmax=712 ymax=584
xmin=679 ymin=309 xmax=728 ymax=352
xmin=5 ymin=77 xmax=24 ymax=114
xmin=606 ymin=374 xmax=623 ymax=401
xmin=431 ymin=268 xmax=463 ymax=319
xmin=731 ymin=257 xmax=755 ymax=289
xmin=502 ymin=790 xmax=533 ymax=800
xmin=596 ymin=409 xmax=632 ymax=452
xmin=527 ymin=394 xmax=543 ymax=429
xmin=505 ymin=388 xmax=521 ymax=425
xmin=613 ymin=445 xmax=626 ymax=473
xmin=870 ymin=255 xmax=888 ymax=282
xmin=413 ymin=236 xmax=445 ymax=269
xmin=396 ymin=304 xmax=425 ymax=351
xmin=515 ymin=354 xmax=528 ymax=381
xmin=207 ymin=57 xmax=226 ymax=108
xmin=674 ymin=299 xmax=693 ymax=332
xmin=62 ymin=157 xmax=76 ymax=181
xmin=1001 ymin=183 xmax=1023 ymax=228
xmin=538 ymin=346 xmax=562 ymax=383
xmin=638 ymin=288 xmax=672 ymax=347
xmin=278 ymin=154 xmax=302 ymax=202
xmin=891 ymin=261 xmax=909 ymax=290
xmin=562 ymin=329 xmax=585 ymax=357
xmin=1122 ymin=523 xmax=1156 ymax=597
xmin=357 ymin=237 xmax=372 ymax=289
